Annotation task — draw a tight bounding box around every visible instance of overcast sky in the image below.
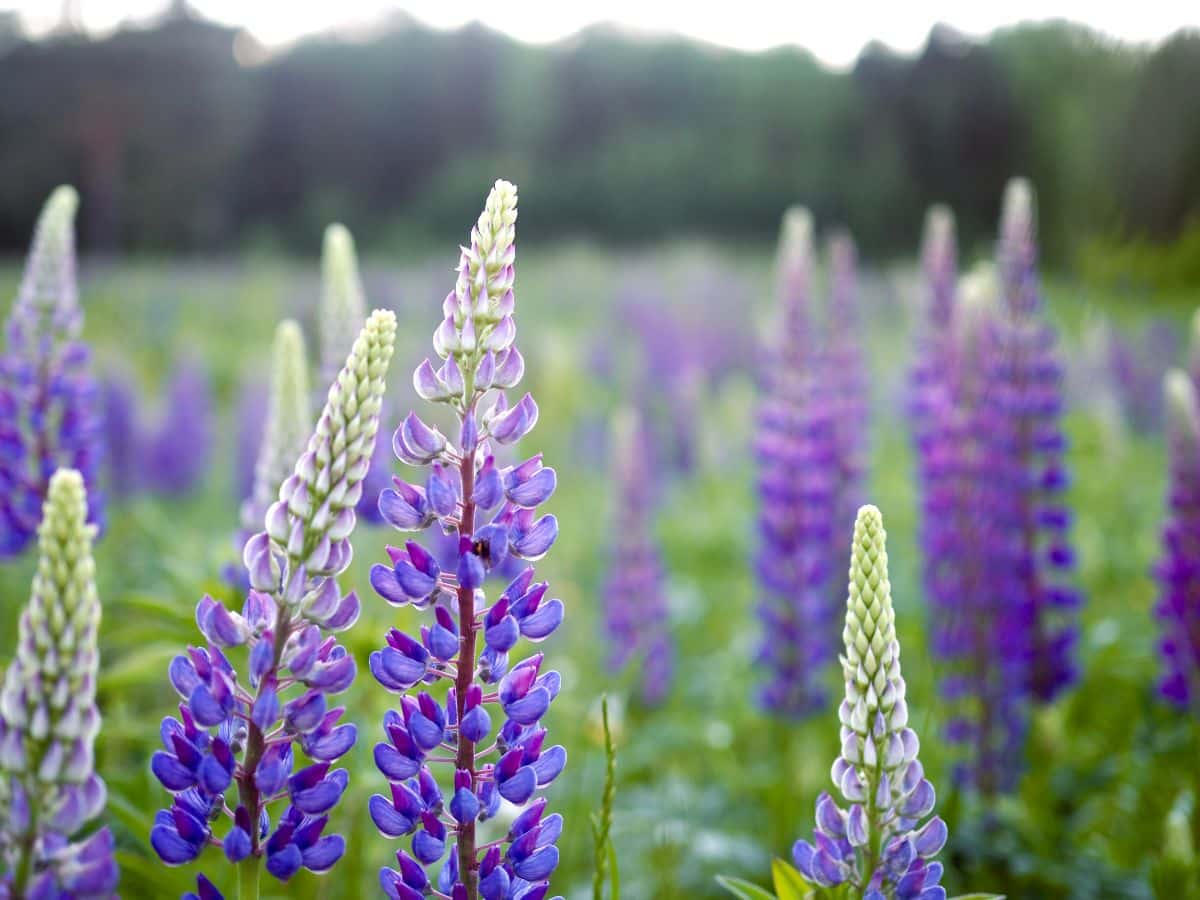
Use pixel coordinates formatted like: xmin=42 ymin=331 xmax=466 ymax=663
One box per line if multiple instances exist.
xmin=8 ymin=1 xmax=1196 ymax=67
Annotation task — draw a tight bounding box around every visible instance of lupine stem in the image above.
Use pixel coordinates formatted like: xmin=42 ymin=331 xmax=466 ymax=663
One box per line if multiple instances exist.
xmin=238 ymin=854 xmax=261 ymax=900
xmin=456 ymin=414 xmax=479 ymax=898
xmin=592 ymin=696 xmax=617 ymax=900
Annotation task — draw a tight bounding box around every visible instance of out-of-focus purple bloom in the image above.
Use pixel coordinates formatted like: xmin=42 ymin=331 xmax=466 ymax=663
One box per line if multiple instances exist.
xmin=603 ymin=408 xmax=672 ymax=705
xmin=754 ymin=208 xmax=839 ymax=717
xmin=0 ymin=470 xmax=118 ymax=897
xmin=370 ymin=181 xmax=566 ymax=900
xmin=0 ymin=186 xmax=105 ymax=558
xmin=909 ymin=183 xmax=1081 ymax=794
xmin=1157 ymin=369 xmax=1200 ymax=707
xmin=101 ymin=368 xmax=143 ymax=497
xmin=143 ymin=357 xmax=214 ymax=496
xmin=150 ymin=311 xmax=396 ymax=890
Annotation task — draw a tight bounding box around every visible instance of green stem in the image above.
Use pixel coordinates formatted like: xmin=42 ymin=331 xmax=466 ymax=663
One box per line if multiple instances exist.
xmin=238 ymin=855 xmax=261 ymax=900
xmin=592 ymin=696 xmax=617 ymax=900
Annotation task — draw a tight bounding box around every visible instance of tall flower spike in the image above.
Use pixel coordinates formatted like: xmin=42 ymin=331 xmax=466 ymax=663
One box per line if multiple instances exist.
xmin=755 ymin=206 xmax=839 ymax=717
xmin=603 ymin=407 xmax=672 ymax=705
xmin=0 ymin=186 xmax=104 ymax=558
xmin=150 ymin=310 xmax=396 ymax=895
xmin=0 ymin=469 xmax=117 ymax=898
xmin=991 ymin=177 xmax=1080 ymax=703
xmin=1156 ymin=368 xmax=1200 ymax=708
xmin=371 ymin=180 xmax=566 ymax=900
xmin=240 ymin=320 xmax=311 ymax=536
xmin=321 ymin=222 xmax=390 ymax=526
xmin=792 ymin=505 xmax=947 ymax=900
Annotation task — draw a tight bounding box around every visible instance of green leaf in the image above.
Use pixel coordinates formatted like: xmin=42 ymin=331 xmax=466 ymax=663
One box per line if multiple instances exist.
xmin=949 ymin=895 xmax=1007 ymax=899
xmin=771 ymin=858 xmax=814 ymax=900
xmin=99 ymin=643 xmax=180 ymax=692
xmin=716 ymin=874 xmax=778 ymax=900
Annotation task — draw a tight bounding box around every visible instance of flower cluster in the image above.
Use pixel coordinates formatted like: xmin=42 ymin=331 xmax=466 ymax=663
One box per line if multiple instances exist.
xmin=602 ymin=407 xmax=672 ymax=705
xmin=368 ymin=180 xmax=567 ymax=899
xmin=0 ymin=469 xmax=117 ymax=898
xmin=792 ymin=505 xmax=947 ymax=900
xmin=321 ymin=223 xmax=390 ymax=526
xmin=150 ymin=309 xmax=397 ymax=894
xmin=909 ymin=181 xmax=1081 ymax=793
xmin=755 ymin=208 xmax=839 ymax=717
xmin=1156 ymin=366 xmax=1200 ymax=707
xmin=0 ymin=186 xmax=104 ymax=558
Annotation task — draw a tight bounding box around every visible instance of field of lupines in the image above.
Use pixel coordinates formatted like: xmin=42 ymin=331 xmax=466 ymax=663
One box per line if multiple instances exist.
xmin=0 ymin=178 xmax=1197 ymax=900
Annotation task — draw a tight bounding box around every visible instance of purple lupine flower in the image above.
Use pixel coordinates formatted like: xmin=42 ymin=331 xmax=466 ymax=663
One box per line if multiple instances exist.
xmin=602 ymin=408 xmax=672 ymax=705
xmin=0 ymin=186 xmax=105 ymax=558
xmin=143 ymin=357 xmax=214 ymax=496
xmin=370 ymin=180 xmax=566 ymax=900
xmin=0 ymin=470 xmax=118 ymax=897
xmin=755 ymin=208 xmax=840 ymax=717
xmin=792 ymin=506 xmax=948 ymax=900
xmin=150 ymin=310 xmax=396 ymax=892
xmin=911 ymin=183 xmax=1081 ymax=794
xmin=991 ymin=178 xmax=1080 ymax=704
xmin=823 ymin=230 xmax=869 ymax=560
xmin=1156 ymin=370 xmax=1200 ymax=707
xmin=101 ymin=368 xmax=143 ymax=498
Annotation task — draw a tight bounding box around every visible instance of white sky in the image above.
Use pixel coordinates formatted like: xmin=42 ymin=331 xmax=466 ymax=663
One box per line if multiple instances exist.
xmin=7 ymin=1 xmax=1197 ymax=67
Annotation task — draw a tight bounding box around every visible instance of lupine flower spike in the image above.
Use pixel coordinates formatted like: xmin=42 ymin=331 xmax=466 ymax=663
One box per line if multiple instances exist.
xmin=1156 ymin=368 xmax=1200 ymax=708
xmin=150 ymin=310 xmax=397 ymax=895
xmin=321 ymin=223 xmax=390 ymax=525
xmin=369 ymin=179 xmax=567 ymax=900
xmin=755 ymin=207 xmax=839 ymax=717
xmin=792 ymin=505 xmax=947 ymax=900
xmin=143 ymin=358 xmax=215 ymax=496
xmin=0 ymin=187 xmax=104 ymax=558
xmin=602 ymin=407 xmax=672 ymax=705
xmin=239 ymin=320 xmax=311 ymax=541
xmin=0 ymin=469 xmax=117 ymax=898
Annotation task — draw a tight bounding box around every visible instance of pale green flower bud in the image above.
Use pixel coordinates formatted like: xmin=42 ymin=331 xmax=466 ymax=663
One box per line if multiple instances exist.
xmin=320 ymin=223 xmax=368 ymax=388
xmin=1166 ymin=368 xmax=1200 ymax=451
xmin=13 ymin=186 xmax=80 ymax=338
xmin=241 ymin=320 xmax=312 ymax=533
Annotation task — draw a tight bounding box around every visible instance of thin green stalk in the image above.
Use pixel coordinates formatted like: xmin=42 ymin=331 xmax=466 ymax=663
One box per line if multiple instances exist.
xmin=592 ymin=696 xmax=618 ymax=900
xmin=238 ymin=855 xmax=261 ymax=900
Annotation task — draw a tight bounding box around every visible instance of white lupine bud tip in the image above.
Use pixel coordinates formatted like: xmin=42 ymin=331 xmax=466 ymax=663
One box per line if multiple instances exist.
xmin=1166 ymin=370 xmax=1200 ymax=442
xmin=1001 ymin=176 xmax=1035 ymax=239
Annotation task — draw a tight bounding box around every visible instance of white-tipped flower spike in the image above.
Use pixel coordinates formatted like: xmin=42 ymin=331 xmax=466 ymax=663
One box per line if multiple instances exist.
xmin=240 ymin=320 xmax=312 ymax=535
xmin=792 ymin=506 xmax=947 ymax=899
xmin=249 ymin=308 xmax=397 ymax=603
xmin=320 ymin=223 xmax=368 ymax=388
xmin=776 ymin=206 xmax=815 ymax=351
xmin=0 ymin=187 xmax=105 ymax=558
xmin=0 ymin=469 xmax=117 ymax=897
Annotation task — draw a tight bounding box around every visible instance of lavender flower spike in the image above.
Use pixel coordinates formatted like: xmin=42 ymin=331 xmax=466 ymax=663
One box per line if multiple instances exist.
xmin=792 ymin=505 xmax=947 ymax=900
xmin=239 ymin=320 xmax=311 ymax=537
xmin=1 ymin=469 xmax=117 ymax=898
xmin=0 ymin=186 xmax=104 ymax=558
xmin=371 ymin=180 xmax=567 ymax=900
xmin=603 ymin=407 xmax=672 ymax=705
xmin=755 ymin=206 xmax=838 ymax=717
xmin=1156 ymin=369 xmax=1200 ymax=707
xmin=150 ymin=310 xmax=396 ymax=895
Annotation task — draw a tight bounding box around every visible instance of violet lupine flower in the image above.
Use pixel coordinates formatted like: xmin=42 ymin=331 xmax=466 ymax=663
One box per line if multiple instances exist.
xmin=0 ymin=469 xmax=118 ymax=898
xmin=991 ymin=178 xmax=1080 ymax=703
xmin=602 ymin=407 xmax=672 ymax=706
xmin=320 ymin=223 xmax=390 ymax=526
xmin=1156 ymin=369 xmax=1200 ymax=708
xmin=369 ymin=180 xmax=567 ymax=900
xmin=792 ymin=505 xmax=948 ymax=900
xmin=755 ymin=208 xmax=839 ymax=717
xmin=0 ymin=187 xmax=104 ymax=558
xmin=100 ymin=369 xmax=143 ymax=498
xmin=143 ymin=358 xmax=214 ymax=496
xmin=149 ymin=310 xmax=396 ymax=894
